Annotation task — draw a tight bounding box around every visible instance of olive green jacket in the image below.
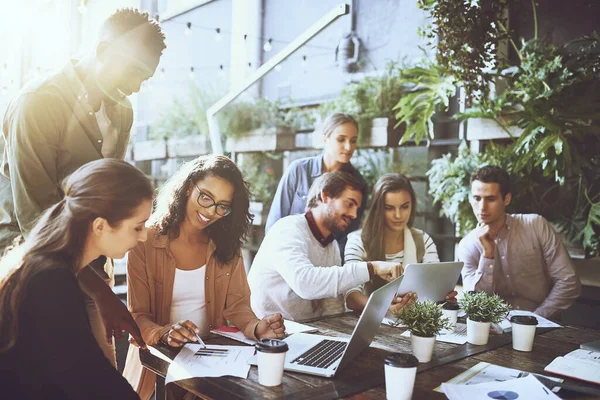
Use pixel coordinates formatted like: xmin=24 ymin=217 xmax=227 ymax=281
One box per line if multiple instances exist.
xmin=0 ymin=60 xmax=133 ymax=251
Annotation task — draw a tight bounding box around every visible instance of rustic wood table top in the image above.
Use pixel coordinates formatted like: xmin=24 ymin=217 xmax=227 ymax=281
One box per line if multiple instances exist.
xmin=140 ymin=312 xmax=600 ymax=399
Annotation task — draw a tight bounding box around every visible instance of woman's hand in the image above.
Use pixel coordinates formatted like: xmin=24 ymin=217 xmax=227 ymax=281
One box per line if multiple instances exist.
xmin=255 ymin=313 xmax=286 ymax=339
xmin=162 ymin=320 xmax=201 ymax=347
xmin=389 ymin=292 xmax=417 ymax=313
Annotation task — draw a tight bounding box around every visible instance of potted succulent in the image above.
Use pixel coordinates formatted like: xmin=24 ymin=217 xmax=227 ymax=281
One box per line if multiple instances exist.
xmin=392 ymin=300 xmax=451 ymax=363
xmin=459 ymin=292 xmax=511 ymax=345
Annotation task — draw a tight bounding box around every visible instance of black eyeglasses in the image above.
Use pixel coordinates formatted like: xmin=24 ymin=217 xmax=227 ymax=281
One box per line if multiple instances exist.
xmin=194 ymin=184 xmax=232 ymax=217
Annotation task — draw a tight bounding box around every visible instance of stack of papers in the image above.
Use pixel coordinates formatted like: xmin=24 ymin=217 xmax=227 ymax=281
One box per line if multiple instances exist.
xmin=435 ymin=361 xmax=562 ymax=392
xmin=544 ymin=349 xmax=600 ymax=385
xmin=492 ymin=311 xmax=562 ymax=334
xmin=210 ymin=319 xmax=319 ymax=345
xmin=442 ymin=375 xmax=561 ymax=399
xmin=166 ymin=344 xmax=255 ymax=383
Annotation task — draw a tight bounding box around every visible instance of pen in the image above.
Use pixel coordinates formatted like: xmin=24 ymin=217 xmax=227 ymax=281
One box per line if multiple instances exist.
xmin=194 ymin=331 xmax=207 ymax=349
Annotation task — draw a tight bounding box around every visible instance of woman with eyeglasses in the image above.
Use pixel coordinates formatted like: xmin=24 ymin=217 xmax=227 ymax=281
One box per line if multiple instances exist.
xmin=123 ymin=155 xmax=285 ymax=400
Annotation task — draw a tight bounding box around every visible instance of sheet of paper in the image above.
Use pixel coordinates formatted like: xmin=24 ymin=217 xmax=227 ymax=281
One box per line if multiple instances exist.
xmin=508 ymin=310 xmax=562 ymax=328
xmin=210 ymin=319 xmax=319 ymax=345
xmin=400 ymin=323 xmax=468 ymax=344
xmin=165 ymin=344 xmax=255 ymax=384
xmin=564 ymin=349 xmax=600 ymax=364
xmin=284 ymin=320 xmax=319 ymax=335
xmin=434 ymin=362 xmax=562 ymax=392
xmin=442 ymin=375 xmax=561 ymax=400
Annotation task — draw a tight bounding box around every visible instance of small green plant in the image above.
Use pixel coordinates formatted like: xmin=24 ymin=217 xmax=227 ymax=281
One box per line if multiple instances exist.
xmin=459 ymin=292 xmax=511 ymax=324
xmin=390 ymin=300 xmax=451 ymax=337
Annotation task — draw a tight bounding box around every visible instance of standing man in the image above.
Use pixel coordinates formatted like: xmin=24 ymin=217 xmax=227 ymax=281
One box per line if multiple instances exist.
xmin=248 ymin=171 xmax=401 ymax=321
xmin=0 ymin=8 xmax=166 ymax=365
xmin=458 ymin=165 xmax=581 ymax=319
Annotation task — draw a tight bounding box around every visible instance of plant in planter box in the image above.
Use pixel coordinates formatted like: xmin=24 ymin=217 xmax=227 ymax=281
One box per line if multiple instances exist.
xmin=459 ymin=291 xmax=511 ymax=345
xmin=391 ymin=300 xmax=451 ymax=362
xmin=239 ymin=153 xmax=279 ymax=225
xmin=319 ymin=60 xmax=408 ymax=146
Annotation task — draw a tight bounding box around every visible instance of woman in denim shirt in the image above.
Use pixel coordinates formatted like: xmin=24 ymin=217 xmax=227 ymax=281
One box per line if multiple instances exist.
xmin=265 ymin=113 xmax=367 ymax=259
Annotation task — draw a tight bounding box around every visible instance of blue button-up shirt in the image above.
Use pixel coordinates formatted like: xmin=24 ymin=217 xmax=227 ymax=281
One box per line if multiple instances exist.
xmin=265 ymin=154 xmax=367 ymax=260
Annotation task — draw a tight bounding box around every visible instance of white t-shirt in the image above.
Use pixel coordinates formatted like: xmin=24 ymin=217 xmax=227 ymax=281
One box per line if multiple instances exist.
xmin=169 ymin=266 xmax=209 ymax=336
xmin=248 ymin=214 xmax=370 ymax=321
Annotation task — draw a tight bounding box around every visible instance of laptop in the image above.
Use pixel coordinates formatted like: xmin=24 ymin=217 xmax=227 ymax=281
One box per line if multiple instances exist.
xmin=274 ymin=275 xmax=403 ymax=378
xmin=396 ymin=261 xmax=463 ymax=302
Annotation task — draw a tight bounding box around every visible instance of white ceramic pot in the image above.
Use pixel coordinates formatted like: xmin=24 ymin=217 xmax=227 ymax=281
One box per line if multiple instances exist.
xmin=467 ymin=318 xmax=491 ymax=345
xmin=410 ymin=333 xmax=436 ymax=363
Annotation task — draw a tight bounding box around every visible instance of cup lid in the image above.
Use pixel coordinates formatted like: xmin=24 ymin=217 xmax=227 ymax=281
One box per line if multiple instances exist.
xmin=510 ymin=315 xmax=538 ymax=325
xmin=255 ymin=338 xmax=289 ymax=354
xmin=384 ymin=353 xmax=419 ymax=368
xmin=441 ymin=302 xmax=460 ymax=311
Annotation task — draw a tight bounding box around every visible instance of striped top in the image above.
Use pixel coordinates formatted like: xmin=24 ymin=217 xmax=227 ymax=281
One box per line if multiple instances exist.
xmin=344 ymin=229 xmax=439 ymax=298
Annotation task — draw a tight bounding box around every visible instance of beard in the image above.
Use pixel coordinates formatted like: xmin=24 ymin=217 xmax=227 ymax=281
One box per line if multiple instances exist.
xmin=323 ymin=205 xmax=351 ymax=234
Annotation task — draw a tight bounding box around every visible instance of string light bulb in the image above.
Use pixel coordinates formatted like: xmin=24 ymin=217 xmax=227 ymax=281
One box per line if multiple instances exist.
xmin=159 ymin=68 xmax=166 ymax=80
xmin=302 ymin=55 xmax=308 ymax=68
xmin=243 ymin=34 xmax=248 ymax=41
xmin=185 ymin=22 xmax=192 ymax=36
xmin=189 ymin=67 xmax=196 ymax=80
xmin=214 ymin=28 xmax=222 ymax=42
xmin=218 ymin=65 xmax=225 ymax=77
xmin=78 ymin=0 xmax=87 ymax=14
xmin=263 ymin=38 xmax=272 ymax=52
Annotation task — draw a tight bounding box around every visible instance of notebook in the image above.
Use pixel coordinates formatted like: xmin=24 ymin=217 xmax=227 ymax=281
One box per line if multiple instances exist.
xmin=544 ymin=349 xmax=600 ymax=385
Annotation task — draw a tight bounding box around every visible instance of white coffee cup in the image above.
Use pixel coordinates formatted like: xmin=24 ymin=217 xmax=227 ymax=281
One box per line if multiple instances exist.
xmin=383 ymin=353 xmax=419 ymax=400
xmin=510 ymin=315 xmax=538 ymax=352
xmin=255 ymin=338 xmax=289 ymax=386
xmin=441 ymin=302 xmax=459 ymax=333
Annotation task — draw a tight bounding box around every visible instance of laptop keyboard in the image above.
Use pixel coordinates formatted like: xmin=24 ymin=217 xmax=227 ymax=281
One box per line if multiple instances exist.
xmin=290 ymin=339 xmax=347 ymax=369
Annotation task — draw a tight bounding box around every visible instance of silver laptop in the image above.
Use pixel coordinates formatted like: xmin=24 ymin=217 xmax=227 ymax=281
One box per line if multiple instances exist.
xmin=396 ymin=261 xmax=463 ymax=302
xmin=279 ymin=275 xmax=403 ymax=378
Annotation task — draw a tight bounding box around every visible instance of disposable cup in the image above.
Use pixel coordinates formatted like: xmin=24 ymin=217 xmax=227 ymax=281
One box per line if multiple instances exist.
xmin=255 ymin=338 xmax=288 ymax=386
xmin=510 ymin=315 xmax=538 ymax=352
xmin=383 ymin=353 xmax=419 ymax=400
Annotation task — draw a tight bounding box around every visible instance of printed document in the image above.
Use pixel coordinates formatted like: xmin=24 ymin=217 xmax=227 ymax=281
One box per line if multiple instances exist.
xmin=442 ymin=375 xmax=561 ymax=400
xmin=165 ymin=344 xmax=255 ymax=384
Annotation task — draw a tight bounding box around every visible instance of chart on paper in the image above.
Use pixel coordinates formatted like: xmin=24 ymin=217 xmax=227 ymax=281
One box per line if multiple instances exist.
xmin=194 ymin=348 xmax=230 ymax=358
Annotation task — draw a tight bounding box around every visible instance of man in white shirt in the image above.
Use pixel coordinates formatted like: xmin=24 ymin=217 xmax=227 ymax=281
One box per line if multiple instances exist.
xmin=248 ymin=171 xmax=401 ymax=321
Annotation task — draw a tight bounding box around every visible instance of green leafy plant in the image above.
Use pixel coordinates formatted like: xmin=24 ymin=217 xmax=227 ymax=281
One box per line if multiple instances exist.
xmin=224 ymin=98 xmax=308 ymax=139
xmin=459 ymin=292 xmax=511 ymax=323
xmin=353 ymin=148 xmax=415 ymax=194
xmin=149 ymin=82 xmax=224 ymax=141
xmin=390 ymin=300 xmax=451 ymax=337
xmin=320 ymin=60 xmax=407 ymax=144
xmin=393 ymin=61 xmax=457 ymax=145
xmin=417 ymin=0 xmax=511 ymax=100
xmin=239 ymin=153 xmax=279 ymax=204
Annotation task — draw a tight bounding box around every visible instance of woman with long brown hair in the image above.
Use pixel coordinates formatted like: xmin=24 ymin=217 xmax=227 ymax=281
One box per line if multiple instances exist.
xmin=123 ymin=155 xmax=285 ymax=400
xmin=0 ymin=159 xmax=154 ymax=399
xmin=344 ymin=173 xmax=455 ymax=313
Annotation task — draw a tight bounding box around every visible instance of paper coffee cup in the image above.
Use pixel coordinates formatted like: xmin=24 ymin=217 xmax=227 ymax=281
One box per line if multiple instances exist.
xmin=510 ymin=315 xmax=538 ymax=352
xmin=384 ymin=353 xmax=418 ymax=400
xmin=255 ymin=338 xmax=289 ymax=386
xmin=441 ymin=302 xmax=459 ymax=333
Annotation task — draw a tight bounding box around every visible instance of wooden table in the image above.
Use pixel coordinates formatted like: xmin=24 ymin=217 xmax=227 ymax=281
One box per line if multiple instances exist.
xmin=140 ymin=313 xmax=600 ymax=399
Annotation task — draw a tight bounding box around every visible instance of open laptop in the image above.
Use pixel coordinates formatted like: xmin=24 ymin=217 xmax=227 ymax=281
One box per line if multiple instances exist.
xmin=396 ymin=261 xmax=463 ymax=302
xmin=276 ymin=275 xmax=403 ymax=378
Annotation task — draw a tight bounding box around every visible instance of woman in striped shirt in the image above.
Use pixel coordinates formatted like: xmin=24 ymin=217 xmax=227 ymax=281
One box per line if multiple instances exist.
xmin=344 ymin=173 xmax=456 ymax=313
